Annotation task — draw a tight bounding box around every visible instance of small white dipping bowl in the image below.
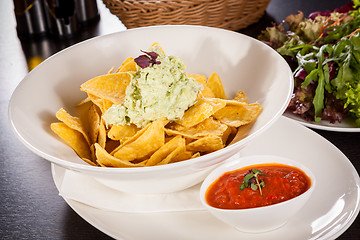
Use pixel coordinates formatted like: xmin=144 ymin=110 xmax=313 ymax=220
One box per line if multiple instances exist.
xmin=200 ymin=155 xmax=316 ymax=233
xmin=8 ymin=25 xmax=293 ymax=194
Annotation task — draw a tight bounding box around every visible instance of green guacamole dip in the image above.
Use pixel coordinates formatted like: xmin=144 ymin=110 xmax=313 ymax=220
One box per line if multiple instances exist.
xmin=102 ymin=45 xmax=203 ymax=128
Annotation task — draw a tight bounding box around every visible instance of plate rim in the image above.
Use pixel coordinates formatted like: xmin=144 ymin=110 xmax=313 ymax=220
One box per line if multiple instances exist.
xmin=283 ymin=112 xmax=360 ymax=132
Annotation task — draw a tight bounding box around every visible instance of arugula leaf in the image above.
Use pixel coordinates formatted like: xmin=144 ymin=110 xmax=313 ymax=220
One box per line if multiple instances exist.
xmin=301 ymin=69 xmax=318 ymax=88
xmin=313 ymin=68 xmax=325 ymax=121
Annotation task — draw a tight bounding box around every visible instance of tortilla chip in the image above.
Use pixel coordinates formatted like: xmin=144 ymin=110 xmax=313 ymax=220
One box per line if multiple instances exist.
xmin=102 ymin=99 xmax=114 ymax=112
xmin=107 ymin=124 xmax=139 ymax=141
xmin=176 ymin=98 xmax=226 ymax=128
xmin=90 ymin=144 xmax=96 ymax=161
xmin=80 ymin=72 xmax=131 ymax=105
xmin=157 ymin=144 xmax=187 ymax=165
xmin=191 ymin=152 xmax=201 ymax=158
xmin=188 ymin=74 xmax=215 ymax=98
xmin=116 ymin=57 xmax=138 ymax=73
xmin=107 ymin=66 xmax=115 ymax=74
xmin=55 ymin=108 xmax=90 ymax=145
xmin=146 ymin=135 xmax=185 ymax=166
xmin=186 ymin=135 xmax=224 ymax=153
xmin=213 ymin=101 xmax=263 ymax=127
xmin=151 ymin=42 xmax=165 ymax=54
xmin=87 ymin=93 xmax=106 ymax=113
xmin=165 ymin=117 xmax=228 ymax=140
xmin=88 ymin=104 xmax=101 ymax=144
xmin=228 ymin=121 xmax=255 ymax=145
xmin=96 ymin=159 xmax=108 ymax=167
xmin=111 ymin=119 xmax=165 ymax=161
xmin=51 ymin=122 xmax=91 ymax=159
xmin=221 ymin=124 xmax=233 ymax=145
xmin=77 ymin=96 xmax=91 ymax=106
xmin=207 ymin=72 xmax=227 ymax=99
xmin=98 ymin=119 xmax=107 ymax=148
xmin=95 ymin=143 xmax=146 ymax=167
xmin=82 ymin=157 xmax=98 ymax=166
xmin=170 ymin=151 xmax=194 ymax=163
xmin=233 ymin=90 xmax=248 ymax=103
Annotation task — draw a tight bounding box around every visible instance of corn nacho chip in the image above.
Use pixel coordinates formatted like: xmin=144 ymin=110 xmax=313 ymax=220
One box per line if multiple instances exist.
xmin=186 ymin=135 xmax=224 ymax=153
xmin=97 ymin=119 xmax=107 ymax=148
xmin=188 ymin=73 xmax=215 ymax=98
xmin=111 ymin=119 xmax=165 ymax=161
xmin=146 ymin=135 xmax=185 ymax=166
xmin=213 ymin=101 xmax=262 ymax=127
xmin=55 ymin=108 xmax=90 ymax=145
xmin=51 ymin=122 xmax=91 ymax=159
xmin=157 ymin=144 xmax=187 ymax=165
xmin=228 ymin=121 xmax=255 ymax=145
xmin=151 ymin=42 xmax=165 ymax=54
xmin=170 ymin=151 xmax=194 ymax=163
xmin=165 ymin=117 xmax=229 ymax=140
xmin=233 ymin=90 xmax=248 ymax=103
xmin=102 ymin=99 xmax=114 ymax=112
xmin=82 ymin=157 xmax=98 ymax=166
xmin=87 ymin=93 xmax=105 ymax=113
xmin=176 ymin=98 xmax=226 ymax=128
xmin=107 ymin=66 xmax=116 ymax=74
xmin=87 ymin=104 xmax=101 ymax=144
xmin=191 ymin=152 xmax=201 ymax=158
xmin=107 ymin=124 xmax=140 ymax=142
xmin=80 ymin=72 xmax=131 ymax=105
xmin=116 ymin=57 xmax=138 ymax=73
xmin=77 ymin=96 xmax=91 ymax=106
xmin=95 ymin=143 xmax=146 ymax=167
xmin=207 ymin=72 xmax=227 ymax=99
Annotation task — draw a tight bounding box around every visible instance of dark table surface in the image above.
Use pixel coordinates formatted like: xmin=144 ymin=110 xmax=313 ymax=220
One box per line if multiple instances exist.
xmin=1 ymin=0 xmax=359 ymax=239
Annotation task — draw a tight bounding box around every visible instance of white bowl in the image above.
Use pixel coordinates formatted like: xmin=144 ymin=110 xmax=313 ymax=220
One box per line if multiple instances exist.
xmin=8 ymin=25 xmax=293 ymax=194
xmin=200 ymin=155 xmax=316 ymax=233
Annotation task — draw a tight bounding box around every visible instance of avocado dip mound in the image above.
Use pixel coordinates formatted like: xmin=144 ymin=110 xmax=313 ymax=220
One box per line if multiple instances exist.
xmin=102 ymin=44 xmax=203 ymax=128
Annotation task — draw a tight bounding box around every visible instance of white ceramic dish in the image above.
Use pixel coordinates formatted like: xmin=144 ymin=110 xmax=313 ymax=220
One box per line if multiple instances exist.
xmin=284 ymin=111 xmax=360 ymax=132
xmin=52 ymin=117 xmax=360 ymax=240
xmin=8 ymin=25 xmax=293 ymax=194
xmin=200 ymin=155 xmax=315 ymax=233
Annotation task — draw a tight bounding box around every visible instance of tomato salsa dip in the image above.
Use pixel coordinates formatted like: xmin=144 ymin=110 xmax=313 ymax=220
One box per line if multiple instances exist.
xmin=205 ymin=163 xmax=312 ymax=209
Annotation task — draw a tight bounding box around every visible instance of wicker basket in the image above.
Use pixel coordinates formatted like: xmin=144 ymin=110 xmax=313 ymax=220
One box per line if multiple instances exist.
xmin=102 ymin=0 xmax=271 ymax=31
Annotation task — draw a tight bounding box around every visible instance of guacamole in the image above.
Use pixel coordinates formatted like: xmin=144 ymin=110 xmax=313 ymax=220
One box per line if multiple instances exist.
xmin=102 ymin=45 xmax=203 ymax=128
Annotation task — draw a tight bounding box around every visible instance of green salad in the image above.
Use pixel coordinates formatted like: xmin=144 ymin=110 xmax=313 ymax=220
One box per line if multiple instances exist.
xmin=259 ymin=0 xmax=360 ymax=126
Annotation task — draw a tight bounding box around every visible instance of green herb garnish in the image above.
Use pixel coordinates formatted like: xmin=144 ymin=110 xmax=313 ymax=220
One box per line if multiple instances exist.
xmin=240 ymin=169 xmax=265 ymax=195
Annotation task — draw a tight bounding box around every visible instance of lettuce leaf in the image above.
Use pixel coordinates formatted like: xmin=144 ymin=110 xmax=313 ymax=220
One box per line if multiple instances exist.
xmin=258 ymin=1 xmax=360 ymax=124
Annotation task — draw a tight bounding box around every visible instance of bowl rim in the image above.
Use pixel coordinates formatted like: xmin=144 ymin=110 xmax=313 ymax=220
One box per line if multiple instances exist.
xmin=199 ymin=154 xmax=316 ymax=212
xmin=8 ymin=25 xmax=294 ymax=174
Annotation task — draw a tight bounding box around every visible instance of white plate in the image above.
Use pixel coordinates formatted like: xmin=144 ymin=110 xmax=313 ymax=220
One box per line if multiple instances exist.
xmin=52 ymin=117 xmax=360 ymax=240
xmin=283 ymin=111 xmax=360 ymax=132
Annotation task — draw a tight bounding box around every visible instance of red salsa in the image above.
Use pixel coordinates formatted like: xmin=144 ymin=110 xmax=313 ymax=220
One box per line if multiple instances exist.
xmin=205 ymin=163 xmax=311 ymax=209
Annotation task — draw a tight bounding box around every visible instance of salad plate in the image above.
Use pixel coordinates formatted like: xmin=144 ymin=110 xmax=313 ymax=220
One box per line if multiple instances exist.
xmin=258 ymin=1 xmax=360 ymax=133
xmin=283 ymin=112 xmax=360 ymax=132
xmin=51 ymin=117 xmax=360 ymax=239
